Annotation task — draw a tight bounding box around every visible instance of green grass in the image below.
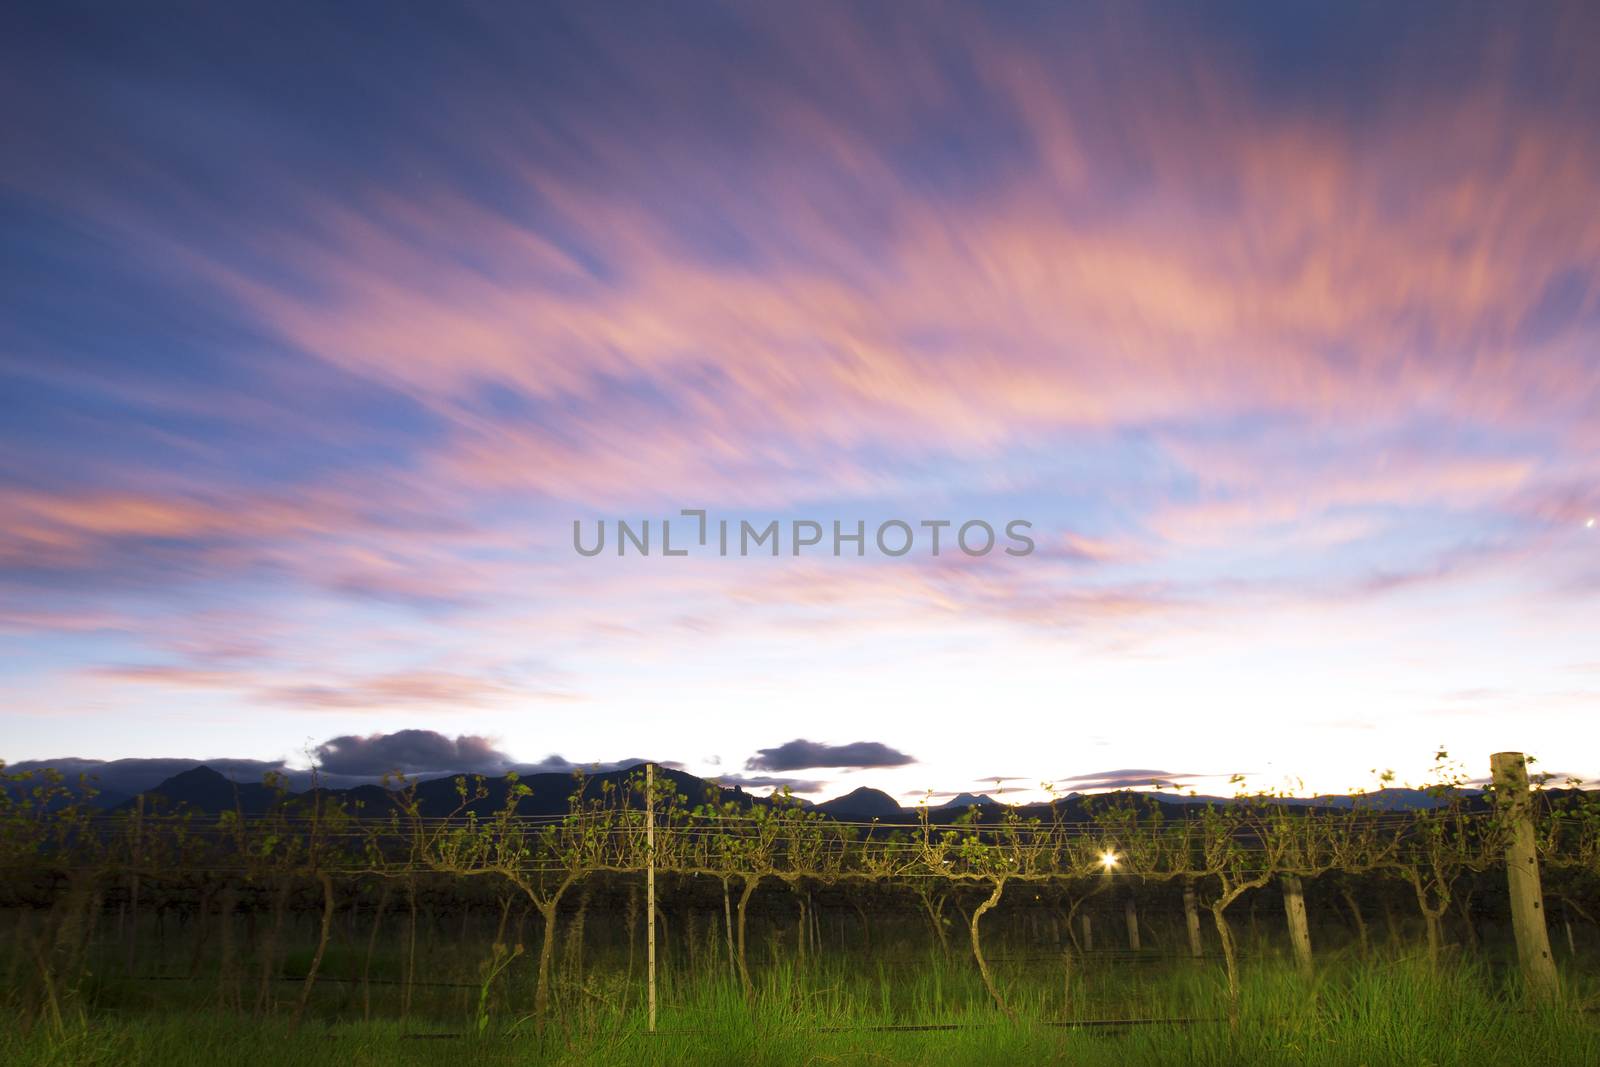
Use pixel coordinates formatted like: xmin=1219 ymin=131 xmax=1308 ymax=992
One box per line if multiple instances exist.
xmin=6 ymin=955 xmax=1597 ymax=1066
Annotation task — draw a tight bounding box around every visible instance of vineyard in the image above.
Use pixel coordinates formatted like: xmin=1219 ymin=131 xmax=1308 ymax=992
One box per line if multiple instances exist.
xmin=3 ymin=752 xmax=1599 ymax=1065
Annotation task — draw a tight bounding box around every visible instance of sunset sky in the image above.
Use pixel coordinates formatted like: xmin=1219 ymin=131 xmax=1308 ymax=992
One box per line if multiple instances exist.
xmin=3 ymin=4 xmax=1598 ymax=801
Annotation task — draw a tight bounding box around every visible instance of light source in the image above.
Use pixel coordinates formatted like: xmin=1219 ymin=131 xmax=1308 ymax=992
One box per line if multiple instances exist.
xmin=1099 ymin=849 xmax=1119 ymax=871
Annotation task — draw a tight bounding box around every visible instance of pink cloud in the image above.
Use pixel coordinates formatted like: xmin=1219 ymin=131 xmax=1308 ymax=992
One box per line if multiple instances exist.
xmin=1 ymin=8 xmax=1596 ymax=774
xmin=118 ymin=23 xmax=1585 ymax=524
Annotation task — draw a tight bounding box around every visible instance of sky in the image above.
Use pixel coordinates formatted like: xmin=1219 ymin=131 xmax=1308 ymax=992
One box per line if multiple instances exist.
xmin=2 ymin=2 xmax=1598 ymax=803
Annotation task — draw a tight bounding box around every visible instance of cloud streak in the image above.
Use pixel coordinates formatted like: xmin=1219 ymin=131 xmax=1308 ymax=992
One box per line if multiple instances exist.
xmin=2 ymin=5 xmax=1598 ymax=793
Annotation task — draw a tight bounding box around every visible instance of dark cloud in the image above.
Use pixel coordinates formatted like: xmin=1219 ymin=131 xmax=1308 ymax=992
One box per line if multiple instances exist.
xmin=1059 ymin=768 xmax=1199 ymax=791
xmin=745 ymin=739 xmax=915 ymax=772
xmin=312 ymin=734 xmax=677 ymax=781
xmin=711 ymin=773 xmax=826 ymax=793
xmin=313 ymin=730 xmax=511 ymax=778
xmin=1061 ymin=768 xmax=1179 ymax=781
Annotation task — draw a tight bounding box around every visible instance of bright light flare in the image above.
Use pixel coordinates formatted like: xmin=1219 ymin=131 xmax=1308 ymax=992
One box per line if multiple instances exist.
xmin=1099 ymin=850 xmax=1119 ymax=871
xmin=1587 ymin=517 xmax=1596 ymax=529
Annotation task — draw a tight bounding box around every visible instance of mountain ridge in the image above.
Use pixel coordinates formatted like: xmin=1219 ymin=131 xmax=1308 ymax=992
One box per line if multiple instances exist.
xmin=77 ymin=764 xmax=1521 ymax=824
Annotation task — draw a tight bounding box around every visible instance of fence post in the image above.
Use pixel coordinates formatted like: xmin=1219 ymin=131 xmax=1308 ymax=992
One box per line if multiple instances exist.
xmin=126 ymin=793 xmax=144 ymax=975
xmin=1080 ymin=911 xmax=1093 ymax=953
xmin=1490 ymin=752 xmax=1558 ymax=1001
xmin=1124 ymin=895 xmax=1140 ymax=952
xmin=1281 ymin=873 xmax=1313 ymax=977
xmin=1183 ymin=881 xmax=1203 ymax=959
xmin=646 ymin=762 xmax=657 ymax=1032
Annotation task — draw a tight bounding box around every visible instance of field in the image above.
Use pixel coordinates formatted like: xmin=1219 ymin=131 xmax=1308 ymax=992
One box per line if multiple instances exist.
xmin=3 ymin=760 xmax=1598 ymax=1065
xmin=5 ymin=965 xmax=1599 ymax=1066
xmin=4 ymin=919 xmax=1597 ymax=1066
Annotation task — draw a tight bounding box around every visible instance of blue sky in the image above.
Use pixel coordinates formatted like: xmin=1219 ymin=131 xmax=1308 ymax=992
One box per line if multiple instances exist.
xmin=2 ymin=3 xmax=1598 ymax=800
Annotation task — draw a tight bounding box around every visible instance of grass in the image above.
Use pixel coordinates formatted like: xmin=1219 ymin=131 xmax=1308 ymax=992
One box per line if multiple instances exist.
xmin=5 ymin=953 xmax=1597 ymax=1066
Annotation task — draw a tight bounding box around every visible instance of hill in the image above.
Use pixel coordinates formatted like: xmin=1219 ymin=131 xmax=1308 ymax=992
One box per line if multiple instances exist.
xmin=37 ymin=765 xmax=1562 ymax=825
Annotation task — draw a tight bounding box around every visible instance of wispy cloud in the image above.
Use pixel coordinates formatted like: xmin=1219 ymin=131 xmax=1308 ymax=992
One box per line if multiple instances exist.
xmin=1 ymin=5 xmax=1597 ymax=791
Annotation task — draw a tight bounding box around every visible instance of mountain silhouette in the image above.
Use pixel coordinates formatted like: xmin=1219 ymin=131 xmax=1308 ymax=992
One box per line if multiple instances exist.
xmin=132 ymin=766 xmax=282 ymax=814
xmin=118 ymin=761 xmax=763 ymax=819
xmin=813 ymin=786 xmax=903 ymax=819
xmin=78 ymin=764 xmax=1551 ymax=825
xmin=937 ymin=792 xmax=998 ymax=809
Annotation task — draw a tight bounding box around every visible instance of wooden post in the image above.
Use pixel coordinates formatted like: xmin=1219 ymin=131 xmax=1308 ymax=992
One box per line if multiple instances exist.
xmin=722 ymin=877 xmax=735 ymax=973
xmin=1490 ymin=752 xmax=1559 ymax=1000
xmin=1124 ymin=895 xmax=1140 ymax=952
xmin=1281 ymin=874 xmax=1313 ymax=977
xmin=1080 ymin=911 xmax=1093 ymax=953
xmin=126 ymin=793 xmax=144 ymax=975
xmin=646 ymin=763 xmax=658 ymax=1032
xmin=1183 ymin=882 xmax=1203 ymax=959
